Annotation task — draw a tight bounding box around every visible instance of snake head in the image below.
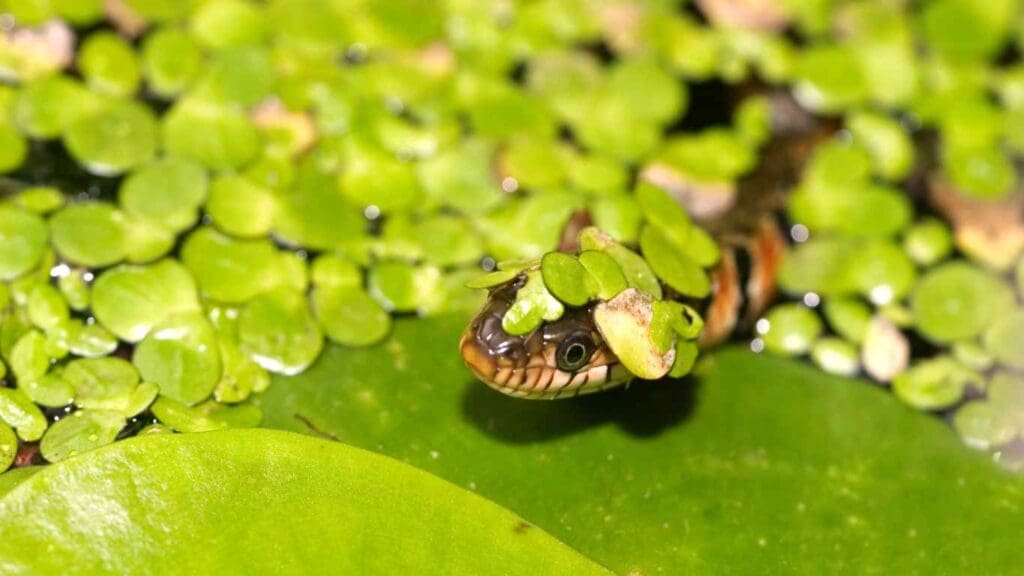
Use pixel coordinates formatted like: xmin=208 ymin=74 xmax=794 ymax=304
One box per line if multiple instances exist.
xmin=459 ymin=279 xmax=630 ymax=399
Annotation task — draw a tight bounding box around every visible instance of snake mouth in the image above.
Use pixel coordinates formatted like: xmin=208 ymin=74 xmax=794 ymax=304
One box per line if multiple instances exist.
xmin=459 ymin=319 xmax=630 ymax=400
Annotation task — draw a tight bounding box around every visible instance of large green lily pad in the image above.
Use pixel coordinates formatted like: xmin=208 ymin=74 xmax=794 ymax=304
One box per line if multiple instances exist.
xmin=262 ymin=315 xmax=1024 ymax=574
xmin=0 ymin=429 xmax=608 ymax=576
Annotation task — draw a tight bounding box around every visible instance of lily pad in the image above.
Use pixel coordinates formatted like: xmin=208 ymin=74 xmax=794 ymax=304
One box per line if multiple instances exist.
xmin=0 ymin=430 xmax=610 ymax=575
xmin=262 ymin=316 xmax=1024 ymax=574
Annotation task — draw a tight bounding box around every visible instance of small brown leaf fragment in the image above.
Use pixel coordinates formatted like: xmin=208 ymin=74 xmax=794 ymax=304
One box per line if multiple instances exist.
xmin=861 ymin=316 xmax=909 ymax=383
xmin=930 ymin=178 xmax=1024 ymax=271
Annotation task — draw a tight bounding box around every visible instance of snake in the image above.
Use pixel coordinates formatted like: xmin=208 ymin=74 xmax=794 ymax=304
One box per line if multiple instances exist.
xmin=460 ymin=93 xmax=830 ymax=399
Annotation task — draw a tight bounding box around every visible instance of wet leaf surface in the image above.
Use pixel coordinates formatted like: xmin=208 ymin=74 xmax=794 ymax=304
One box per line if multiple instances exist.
xmin=263 ymin=315 xmax=1024 ymax=575
xmin=0 ymin=429 xmax=610 ymax=576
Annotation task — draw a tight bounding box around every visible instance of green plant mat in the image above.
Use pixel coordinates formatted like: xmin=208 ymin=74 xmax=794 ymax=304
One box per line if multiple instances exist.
xmin=0 ymin=429 xmax=608 ymax=575
xmin=262 ymin=315 xmax=1024 ymax=574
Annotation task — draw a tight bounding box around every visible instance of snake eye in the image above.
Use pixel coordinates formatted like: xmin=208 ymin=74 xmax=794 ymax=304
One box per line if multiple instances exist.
xmin=556 ymin=332 xmax=595 ymax=372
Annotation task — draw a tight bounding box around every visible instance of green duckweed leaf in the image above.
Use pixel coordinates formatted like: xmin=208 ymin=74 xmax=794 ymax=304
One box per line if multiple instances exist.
xmin=822 ymin=297 xmax=872 ymax=344
xmin=197 ymin=46 xmax=273 ymax=107
xmin=190 ymin=0 xmax=267 ymax=50
xmin=134 ymin=312 xmax=222 ymax=406
xmin=162 ymin=98 xmax=260 ymax=170
xmin=119 ymin=157 xmax=208 ymax=232
xmin=214 ymin=339 xmax=269 ymax=404
xmin=49 ymin=203 xmax=127 ymax=268
xmin=954 ymin=400 xmax=1018 ymax=450
xmin=794 ymin=45 xmax=868 ymax=112
xmin=607 ymin=58 xmax=685 ymax=126
xmin=56 ymin=271 xmax=89 ymax=312
xmin=415 ymin=215 xmax=485 ymax=267
xmin=64 ymin=321 xmax=118 ymax=358
xmin=13 ymin=77 xmax=100 ymax=139
xmin=465 ymin=269 xmax=520 ymax=290
xmin=339 ymin=142 xmax=423 ymax=213
xmin=367 ymin=261 xmax=440 ymax=313
xmin=262 ymin=316 xmax=1024 ymax=574
xmin=0 ymin=424 xmax=14 ymax=473
xmin=92 ymin=260 xmax=201 ymax=343
xmin=760 ymin=303 xmax=823 ymax=357
xmin=141 ymin=28 xmax=203 ymax=97
xmin=12 ymin=186 xmax=64 ymax=215
xmin=919 ymin=0 xmax=1015 ymax=61
xmin=810 ymin=337 xmax=860 ymax=376
xmin=847 ymin=111 xmax=914 ymax=181
xmin=272 ymin=171 xmax=365 ymax=251
xmin=313 ymin=286 xmax=391 ymax=348
xmin=0 ymin=123 xmax=27 ymax=173
xmin=205 ymin=174 xmax=277 ymax=238
xmin=0 ymin=429 xmax=610 ymax=575
xmin=0 ymin=388 xmax=46 ymax=441
xmin=63 ymin=100 xmax=157 ymax=176
xmin=237 ymin=288 xmax=323 ymax=376
xmin=846 ymin=240 xmax=916 ymax=306
xmin=911 ymin=262 xmax=1016 ymax=344
xmin=639 ymin=226 xmax=710 ymax=298
xmin=78 ymin=32 xmax=140 ymax=97
xmin=39 ymin=410 xmax=125 ymax=463
xmin=181 ymin=228 xmax=285 ymax=304
xmin=0 ymin=207 xmax=47 ymax=281
xmin=579 ymin=227 xmax=662 ymax=299
xmin=502 ymin=271 xmax=564 ymax=336
xmin=893 ymin=358 xmax=979 ymax=411
xmin=636 ymin=183 xmax=719 ymax=267
xmin=310 ymin=255 xmax=361 ymax=290
xmin=26 ymin=284 xmax=68 ymax=332
xmin=21 ymin=369 xmax=74 ymax=408
xmin=10 ymin=330 xmax=50 ymax=383
xmin=63 ymin=357 xmax=138 ymax=411
xmin=903 ymin=218 xmax=953 ymax=266
xmin=150 ymin=396 xmax=261 ymax=433
xmin=577 ymin=250 xmax=627 ymax=301
xmin=416 ymin=140 xmax=504 ymax=215
xmin=540 ymin=252 xmax=595 ymax=307
xmin=983 ymin=309 xmax=1024 ymax=370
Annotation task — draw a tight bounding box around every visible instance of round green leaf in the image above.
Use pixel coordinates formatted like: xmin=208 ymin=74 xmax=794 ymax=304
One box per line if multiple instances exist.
xmin=761 ymin=304 xmax=823 ymax=357
xmin=593 ymin=289 xmax=675 ymax=380
xmin=205 ymin=174 xmax=277 ymax=238
xmin=903 ymin=219 xmax=953 ymax=266
xmin=983 ymin=309 xmax=1024 ymax=370
xmin=639 ymin=226 xmax=710 ymax=298
xmin=541 ymin=253 xmax=595 ymax=307
xmin=119 ymin=157 xmax=208 ymax=231
xmin=577 ymin=250 xmax=627 ymax=301
xmin=238 ymin=288 xmax=323 ymax=376
xmin=162 ymin=98 xmax=260 ymax=170
xmin=78 ymin=32 xmax=140 ymax=96
xmin=0 ymin=388 xmax=46 ymax=441
xmin=181 ymin=228 xmax=284 ymax=303
xmin=92 ymin=260 xmax=201 ymax=342
xmin=49 ymin=203 xmax=127 ymax=268
xmin=0 ymin=123 xmax=27 ymax=173
xmin=13 ymin=77 xmax=100 ymax=139
xmin=26 ymin=284 xmax=69 ymax=332
xmin=313 ymin=286 xmax=391 ymax=347
xmin=191 ymin=0 xmax=267 ymax=50
xmin=63 ymin=100 xmax=158 ymax=175
xmin=141 ymin=28 xmax=203 ymax=97
xmin=502 ymin=271 xmax=564 ymax=336
xmin=911 ymin=262 xmax=1016 ymax=343
xmin=39 ymin=410 xmax=125 ymax=463
xmin=21 ymin=369 xmax=74 ymax=408
xmin=63 ymin=357 xmax=139 ymax=411
xmin=134 ymin=312 xmax=222 ymax=405
xmin=0 ymin=425 xmax=15 ymax=473
xmin=0 ymin=207 xmax=47 ymax=281
xmin=893 ymin=358 xmax=978 ymax=411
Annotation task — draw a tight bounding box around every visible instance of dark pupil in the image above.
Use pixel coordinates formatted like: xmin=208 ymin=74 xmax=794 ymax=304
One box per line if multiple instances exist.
xmin=565 ymin=343 xmax=586 ymax=364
